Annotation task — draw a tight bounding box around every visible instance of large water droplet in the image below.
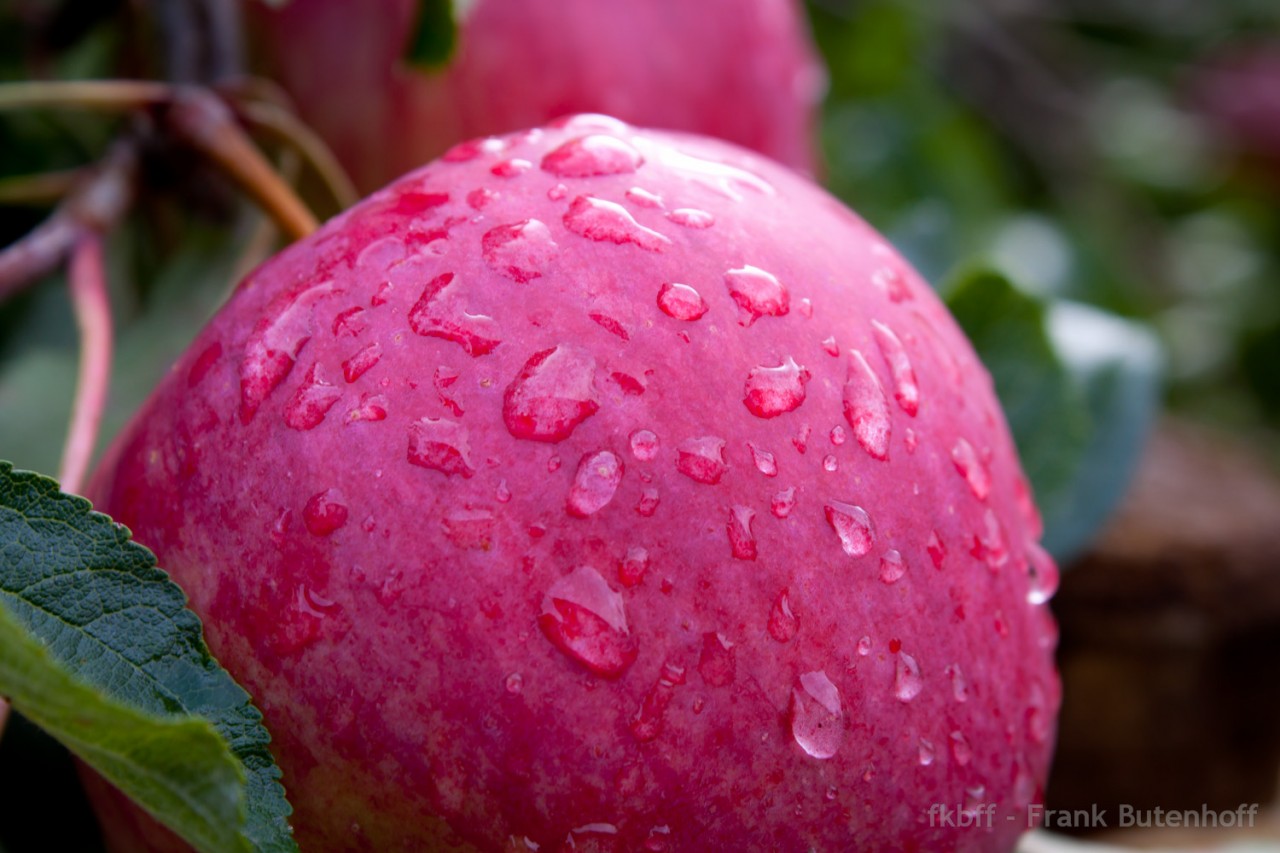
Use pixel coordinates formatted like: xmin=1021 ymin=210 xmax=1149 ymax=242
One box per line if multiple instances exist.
xmin=407 ymin=417 xmax=475 ymax=478
xmin=768 ymin=589 xmax=798 ymax=642
xmin=879 ymin=549 xmax=906 ymax=584
xmin=872 ymin=320 xmax=920 ymax=417
xmin=1026 ymin=540 xmax=1060 ymax=605
xmin=790 ymin=671 xmax=844 ymax=759
xmin=240 ymin=279 xmax=337 ymax=423
xmin=564 ymin=196 xmax=671 ymax=251
xmin=541 ymin=134 xmax=644 ymax=177
xmin=629 ymin=429 xmax=659 ymax=461
xmin=503 ymin=345 xmax=600 ymax=442
xmin=482 ymin=219 xmax=558 ymax=283
xmin=617 ymin=546 xmax=649 ymax=587
xmin=698 ymin=632 xmax=735 ymax=686
xmin=675 ymin=436 xmax=727 ymax=484
xmin=538 ymin=566 xmax=638 ymax=678
xmin=656 ymin=282 xmax=709 ymax=321
xmin=842 ymin=349 xmax=891 ymax=461
xmin=342 ymin=341 xmax=382 ymax=383
xmin=666 ymin=208 xmax=714 ymax=229
xmin=894 ymin=651 xmax=923 ymax=702
xmin=647 ymin=142 xmax=775 ymax=201
xmin=951 ymin=437 xmax=991 ymax=502
xmin=724 ymin=265 xmax=789 ymax=326
xmin=408 ymin=272 xmax=502 ymax=356
xmin=743 ymin=357 xmax=811 ymax=418
xmin=770 ymin=487 xmax=796 ymax=519
xmin=824 ymin=501 xmax=875 ymax=557
xmin=567 ymin=450 xmax=624 ymax=517
xmin=727 ymin=504 xmax=757 ymax=560
xmin=748 ymin=442 xmax=777 ymax=477
xmin=303 ymin=489 xmax=348 ymax=536
xmin=284 ymin=363 xmax=343 ymax=430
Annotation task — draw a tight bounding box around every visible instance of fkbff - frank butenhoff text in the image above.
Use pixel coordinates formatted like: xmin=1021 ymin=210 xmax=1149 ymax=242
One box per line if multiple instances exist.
xmin=925 ymin=802 xmax=1260 ymax=829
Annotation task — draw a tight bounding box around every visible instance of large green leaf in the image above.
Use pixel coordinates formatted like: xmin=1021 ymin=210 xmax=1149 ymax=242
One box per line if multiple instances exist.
xmin=0 ymin=462 xmax=296 ymax=852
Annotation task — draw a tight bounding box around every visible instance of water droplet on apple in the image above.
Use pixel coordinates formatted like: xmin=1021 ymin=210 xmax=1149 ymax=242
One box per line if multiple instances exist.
xmin=872 ymin=320 xmax=919 ymax=417
xmin=743 ymin=357 xmax=811 ymax=418
xmin=970 ymin=507 xmax=1009 ymax=570
xmin=482 ymin=219 xmax=559 ymax=283
xmin=284 ymin=363 xmax=343 ymax=430
xmin=918 ymin=737 xmax=936 ymax=766
xmin=951 ymin=437 xmax=991 ymax=502
xmin=629 ymin=661 xmax=685 ymax=742
xmin=856 ymin=636 xmax=872 ymax=656
xmin=724 ymin=265 xmax=789 ymax=325
xmin=408 ymin=272 xmax=502 ymax=356
xmin=842 ymin=349 xmax=891 ymax=461
xmin=945 ymin=663 xmax=969 ymax=703
xmin=727 ymin=504 xmax=757 ymax=560
xmin=790 ymin=670 xmax=844 ymax=759
xmin=770 ymin=486 xmax=797 ymax=519
xmin=588 ymin=311 xmax=629 ymax=341
xmin=617 ymin=546 xmax=649 ymax=587
xmin=538 ymin=566 xmax=637 ymax=678
xmin=829 ymin=425 xmax=847 ymax=446
xmin=489 ymin=158 xmax=531 ymax=178
xmin=768 ymin=589 xmax=798 ymax=642
xmin=646 ymin=142 xmax=775 ymax=200
xmin=949 ymin=730 xmax=973 ymax=766
xmin=629 ymin=429 xmax=659 ymax=461
xmin=407 ymin=417 xmax=475 ymax=478
xmin=656 ymin=282 xmax=709 ymax=321
xmin=1026 ymin=540 xmax=1060 ymax=605
xmin=872 ymin=266 xmax=912 ymax=303
xmin=636 ymin=488 xmax=660 ymax=516
xmin=239 ymin=279 xmax=338 ymax=423
xmin=666 ymin=208 xmax=714 ymax=229
xmin=341 ymin=341 xmax=382 ymax=383
xmin=442 ymin=507 xmax=495 ymax=550
xmin=927 ymin=530 xmax=947 ymax=569
xmin=625 ymin=186 xmax=664 ymax=209
xmin=564 ymin=196 xmax=671 ymax=251
xmin=821 ymin=336 xmax=839 ymax=357
xmin=894 ymin=651 xmax=923 ymax=702
xmin=822 ymin=454 xmax=838 ymax=472
xmin=303 ymin=489 xmax=348 ymax=536
xmin=495 ymin=479 xmax=512 ymax=503
xmin=792 ymin=423 xmax=811 ymax=454
xmin=541 ymin=134 xmax=644 ymax=177
xmin=675 ymin=436 xmax=727 ymax=484
xmin=697 ymin=632 xmax=735 ymax=686
xmin=466 ymin=187 xmax=498 ymax=209
xmin=442 ymin=136 xmax=503 ymax=163
xmin=504 ymin=673 xmax=523 ymax=694
xmin=346 ymin=392 xmax=387 ymax=423
xmin=879 ymin=549 xmax=906 ymax=584
xmin=904 ymin=427 xmax=919 ymax=454
xmin=567 ymin=450 xmax=624 ymax=517
xmin=824 ymin=501 xmax=874 ymax=557
xmin=748 ymin=442 xmax=777 ymax=477
xmin=503 ymin=345 xmax=600 ymax=442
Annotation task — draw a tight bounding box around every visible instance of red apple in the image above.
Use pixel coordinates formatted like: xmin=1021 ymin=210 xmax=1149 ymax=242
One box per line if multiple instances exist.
xmin=88 ymin=115 xmax=1059 ymax=851
xmin=248 ymin=0 xmax=826 ymax=193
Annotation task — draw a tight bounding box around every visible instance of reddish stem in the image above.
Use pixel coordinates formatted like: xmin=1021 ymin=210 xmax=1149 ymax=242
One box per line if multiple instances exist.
xmin=59 ymin=234 xmax=113 ymax=496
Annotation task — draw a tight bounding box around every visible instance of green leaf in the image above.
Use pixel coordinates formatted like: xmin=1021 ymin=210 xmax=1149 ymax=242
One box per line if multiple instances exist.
xmin=0 ymin=462 xmax=296 ymax=852
xmin=405 ymin=0 xmax=458 ymax=70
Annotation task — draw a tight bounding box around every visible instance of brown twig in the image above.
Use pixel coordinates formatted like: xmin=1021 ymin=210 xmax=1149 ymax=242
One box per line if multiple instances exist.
xmin=59 ymin=233 xmax=112 ymax=496
xmin=237 ymin=98 xmax=359 ymax=211
xmin=0 ymin=168 xmax=87 ymax=206
xmin=0 ymin=79 xmax=170 ymax=113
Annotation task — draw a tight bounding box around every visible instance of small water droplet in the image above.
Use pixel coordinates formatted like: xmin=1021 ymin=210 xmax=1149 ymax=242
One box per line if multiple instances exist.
xmin=491 ymin=157 xmax=532 ymax=178
xmin=918 ymin=737 xmax=936 ymax=766
xmin=1027 ymin=680 xmax=1052 ymax=744
xmin=675 ymin=436 xmax=727 ymax=484
xmin=284 ymin=363 xmax=343 ymax=430
xmin=770 ymin=486 xmax=797 ymax=519
xmin=303 ymin=489 xmax=348 ymax=536
xmin=656 ymin=282 xmax=709 ymax=321
xmin=1026 ymin=540 xmax=1060 ymax=605
xmin=625 ymin=186 xmax=664 ymax=208
xmin=871 ymin=266 xmax=912 ymax=303
xmin=743 ymin=357 xmax=811 ymax=418
xmin=588 ymin=311 xmax=629 ymax=341
xmin=538 ymin=566 xmax=637 ymax=678
xmin=547 ymin=455 xmax=562 ymax=473
xmin=346 ymin=392 xmax=387 ymax=423
xmin=331 ymin=306 xmax=366 ymax=339
xmin=629 ymin=429 xmax=659 ymax=461
xmin=466 ymin=187 xmax=498 ymax=209
xmin=482 ymin=219 xmax=559 ymax=283
xmin=894 ymin=651 xmax=923 ymax=702
xmin=342 ymin=341 xmax=382 ymax=383
xmin=821 ymin=336 xmax=839 ymax=357
xmin=768 ymin=590 xmax=798 ymax=642
xmin=872 ymin=320 xmax=919 ymax=417
xmin=547 ymin=183 xmax=568 ymax=200
xmin=856 ymin=636 xmax=872 ymax=656
xmin=564 ymin=195 xmax=671 ymax=251
xmin=187 ymin=341 xmax=222 ymax=388
xmin=495 ymin=479 xmax=512 ymax=503
xmin=727 ymin=505 xmax=757 ymax=560
xmin=904 ymin=427 xmax=919 ymax=454
xmin=409 ymin=272 xmax=502 ymax=356
xmin=822 ymin=454 xmax=838 ymax=472
xmin=503 ymin=345 xmax=600 ymax=442
xmin=970 ymin=507 xmax=1009 ymax=570
xmin=724 ymin=265 xmax=789 ymax=325
xmin=666 ymin=208 xmax=714 ymax=229
xmin=927 ymin=530 xmax=947 ymax=569
xmin=443 ymin=506 xmax=495 ymax=550
xmin=636 ymin=488 xmax=660 ymax=516
xmin=824 ymin=501 xmax=875 ymax=557
xmin=618 ymin=546 xmax=649 ymax=587
xmin=790 ymin=670 xmax=844 ymax=759
xmin=949 ymin=730 xmax=973 ymax=766
xmin=938 ymin=663 xmax=967 ymax=704
xmin=879 ymin=549 xmax=906 ymax=584
xmin=697 ymin=632 xmax=735 ymax=686
xmin=842 ymin=349 xmax=891 ymax=461
xmin=951 ymin=437 xmax=991 ymax=502
xmin=407 ymin=417 xmax=475 ymax=478
xmin=541 ymin=134 xmax=644 ymax=177
xmin=442 ymin=136 xmax=503 ymax=162
xmin=829 ymin=425 xmax=847 ymax=446
xmin=748 ymin=442 xmax=777 ymax=477
xmin=504 ymin=672 xmax=523 ymax=694
xmin=567 ymin=450 xmax=624 ymax=517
